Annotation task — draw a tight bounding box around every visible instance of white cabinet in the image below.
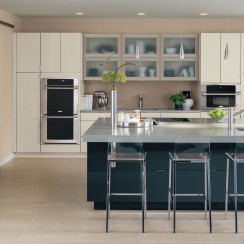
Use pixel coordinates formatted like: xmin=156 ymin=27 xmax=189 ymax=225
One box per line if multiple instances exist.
xmin=41 ymin=33 xmax=60 ymax=72
xmin=161 ymin=112 xmax=201 ymax=118
xmin=200 ymin=33 xmax=240 ymax=84
xmin=16 ymin=73 xmax=40 ymax=152
xmin=16 ymin=33 xmax=40 ymax=72
xmin=41 ymin=33 xmax=81 ymax=73
xmin=80 ymin=112 xmax=110 ymax=153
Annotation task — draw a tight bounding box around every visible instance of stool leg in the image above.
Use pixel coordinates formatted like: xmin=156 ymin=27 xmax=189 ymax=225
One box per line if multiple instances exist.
xmin=234 ymin=161 xmax=238 ymax=233
xmin=204 ymin=162 xmax=207 ymax=220
xmin=144 ymin=159 xmax=147 ymax=219
xmin=225 ymin=158 xmax=230 ymax=220
xmin=207 ymin=160 xmax=212 ymax=233
xmin=173 ymin=160 xmax=176 ymax=233
xmin=141 ymin=161 xmax=145 ymax=233
xmin=106 ymin=161 xmax=111 ymax=233
xmin=168 ymin=158 xmax=172 ymax=219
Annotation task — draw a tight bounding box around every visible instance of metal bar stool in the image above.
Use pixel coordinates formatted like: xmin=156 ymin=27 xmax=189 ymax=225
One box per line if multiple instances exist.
xmin=168 ymin=136 xmax=212 ymax=233
xmin=225 ymin=139 xmax=244 ymax=233
xmin=106 ymin=137 xmax=147 ymax=233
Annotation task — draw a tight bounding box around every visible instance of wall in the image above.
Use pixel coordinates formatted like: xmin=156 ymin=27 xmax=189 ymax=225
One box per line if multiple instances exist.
xmin=20 ymin=18 xmax=244 ymax=109
xmin=0 ymin=9 xmax=21 ymax=161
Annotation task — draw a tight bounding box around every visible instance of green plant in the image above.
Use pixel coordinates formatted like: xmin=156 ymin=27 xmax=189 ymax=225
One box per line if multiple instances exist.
xmin=169 ymin=92 xmax=187 ymax=105
xmin=100 ymin=56 xmax=135 ymax=90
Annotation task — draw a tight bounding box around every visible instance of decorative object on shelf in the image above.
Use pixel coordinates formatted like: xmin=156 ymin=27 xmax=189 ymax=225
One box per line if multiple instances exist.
xmin=100 ymin=56 xmax=135 ymax=128
xmin=169 ymin=92 xmax=186 ymax=110
xmin=182 ymin=91 xmax=194 ymax=110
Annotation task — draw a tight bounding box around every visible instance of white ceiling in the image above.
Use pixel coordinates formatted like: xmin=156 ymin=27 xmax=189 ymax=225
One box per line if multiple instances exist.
xmin=0 ymin=0 xmax=244 ymax=19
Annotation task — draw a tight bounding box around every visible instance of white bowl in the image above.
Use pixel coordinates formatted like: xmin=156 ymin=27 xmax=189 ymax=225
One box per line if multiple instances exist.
xmin=165 ymin=48 xmax=177 ymax=54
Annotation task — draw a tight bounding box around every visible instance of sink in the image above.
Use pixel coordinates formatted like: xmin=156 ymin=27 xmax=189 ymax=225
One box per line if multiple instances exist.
xmin=235 ymin=127 xmax=244 ymax=131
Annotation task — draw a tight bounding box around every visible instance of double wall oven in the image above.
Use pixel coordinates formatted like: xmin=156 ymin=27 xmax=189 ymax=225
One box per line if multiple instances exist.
xmin=41 ymin=78 xmax=79 ymax=144
xmin=201 ymin=84 xmax=241 ymax=110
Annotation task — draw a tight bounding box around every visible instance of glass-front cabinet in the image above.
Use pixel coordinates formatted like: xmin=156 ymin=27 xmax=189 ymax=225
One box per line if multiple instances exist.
xmin=162 ymin=34 xmax=198 ymax=58
xmin=122 ymin=35 xmax=159 ymax=57
xmin=84 ymin=58 xmax=120 ymax=80
xmin=124 ymin=59 xmax=158 ymax=80
xmin=84 ymin=34 xmax=121 ymax=57
xmin=162 ymin=58 xmax=198 ymax=80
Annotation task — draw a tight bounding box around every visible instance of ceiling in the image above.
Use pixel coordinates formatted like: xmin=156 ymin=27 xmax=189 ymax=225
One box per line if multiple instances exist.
xmin=0 ymin=0 xmax=244 ymax=19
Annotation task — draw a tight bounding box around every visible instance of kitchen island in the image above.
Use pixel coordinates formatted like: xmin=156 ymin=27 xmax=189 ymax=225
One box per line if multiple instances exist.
xmin=83 ymin=117 xmax=244 ymax=210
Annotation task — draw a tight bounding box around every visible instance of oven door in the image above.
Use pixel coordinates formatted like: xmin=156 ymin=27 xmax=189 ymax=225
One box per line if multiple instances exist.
xmin=42 ymin=87 xmax=78 ymax=116
xmin=206 ymin=94 xmax=236 ymax=108
xmin=41 ymin=115 xmax=79 ymax=144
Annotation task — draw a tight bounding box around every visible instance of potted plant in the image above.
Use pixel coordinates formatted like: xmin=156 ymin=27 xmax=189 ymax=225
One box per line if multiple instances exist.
xmin=169 ymin=92 xmax=186 ymax=110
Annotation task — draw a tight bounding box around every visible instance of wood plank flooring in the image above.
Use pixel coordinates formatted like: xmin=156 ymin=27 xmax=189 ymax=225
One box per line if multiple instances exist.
xmin=0 ymin=157 xmax=243 ymax=243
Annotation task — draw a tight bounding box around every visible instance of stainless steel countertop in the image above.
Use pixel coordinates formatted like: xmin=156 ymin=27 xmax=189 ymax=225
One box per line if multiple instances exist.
xmin=83 ymin=117 xmax=244 ymax=143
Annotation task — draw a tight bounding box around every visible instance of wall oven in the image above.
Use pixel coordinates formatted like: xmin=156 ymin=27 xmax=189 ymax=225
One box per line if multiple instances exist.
xmin=201 ymin=84 xmax=241 ymax=110
xmin=41 ymin=78 xmax=79 ymax=144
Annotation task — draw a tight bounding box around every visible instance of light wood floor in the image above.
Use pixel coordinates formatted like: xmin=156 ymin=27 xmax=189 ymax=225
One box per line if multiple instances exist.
xmin=0 ymin=157 xmax=244 ymax=243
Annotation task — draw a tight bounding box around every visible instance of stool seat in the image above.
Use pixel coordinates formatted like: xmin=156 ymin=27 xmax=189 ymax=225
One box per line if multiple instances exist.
xmin=108 ymin=152 xmax=145 ymax=161
xmin=173 ymin=152 xmax=209 ymax=161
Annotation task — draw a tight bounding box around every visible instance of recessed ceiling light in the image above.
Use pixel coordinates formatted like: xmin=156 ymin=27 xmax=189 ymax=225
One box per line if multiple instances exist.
xmin=76 ymin=12 xmax=84 ymax=15
xmin=199 ymin=13 xmax=208 ymax=16
xmin=137 ymin=12 xmax=146 ymax=16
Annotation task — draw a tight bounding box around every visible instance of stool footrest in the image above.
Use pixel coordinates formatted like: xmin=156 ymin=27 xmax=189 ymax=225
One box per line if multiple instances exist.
xmin=229 ymin=194 xmax=244 ymax=197
xmin=173 ymin=193 xmax=205 ymax=197
xmin=111 ymin=193 xmax=143 ymax=196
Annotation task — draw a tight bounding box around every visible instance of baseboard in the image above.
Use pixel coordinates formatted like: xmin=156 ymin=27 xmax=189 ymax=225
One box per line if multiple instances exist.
xmin=14 ymin=152 xmax=87 ymax=158
xmin=0 ymin=153 xmax=14 ymax=166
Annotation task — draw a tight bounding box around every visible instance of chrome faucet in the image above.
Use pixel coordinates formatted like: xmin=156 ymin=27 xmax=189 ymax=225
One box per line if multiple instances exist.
xmin=228 ymin=107 xmax=244 ymax=130
xmin=139 ymin=93 xmax=143 ymax=109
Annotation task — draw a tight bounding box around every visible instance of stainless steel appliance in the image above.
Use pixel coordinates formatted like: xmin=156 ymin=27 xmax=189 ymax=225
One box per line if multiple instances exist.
xmin=41 ymin=78 xmax=79 ymax=144
xmin=93 ymin=91 xmax=107 ymax=109
xmin=201 ymin=84 xmax=241 ymax=109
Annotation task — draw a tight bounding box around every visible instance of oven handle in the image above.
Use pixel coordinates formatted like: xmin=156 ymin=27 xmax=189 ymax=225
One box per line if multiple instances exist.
xmin=42 ymin=86 xmax=78 ymax=90
xmin=42 ymin=115 xmax=78 ymax=119
xmin=201 ymin=92 xmax=241 ymax=96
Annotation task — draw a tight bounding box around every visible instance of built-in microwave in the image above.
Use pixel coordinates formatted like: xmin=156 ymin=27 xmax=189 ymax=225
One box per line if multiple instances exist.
xmin=201 ymin=84 xmax=241 ymax=110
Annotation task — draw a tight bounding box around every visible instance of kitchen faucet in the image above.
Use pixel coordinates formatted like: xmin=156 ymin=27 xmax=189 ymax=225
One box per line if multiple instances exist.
xmin=228 ymin=107 xmax=244 ymax=130
xmin=139 ymin=93 xmax=143 ymax=109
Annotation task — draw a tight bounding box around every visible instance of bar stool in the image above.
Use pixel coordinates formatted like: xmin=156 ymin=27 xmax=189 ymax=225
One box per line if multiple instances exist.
xmin=225 ymin=139 xmax=244 ymax=233
xmin=168 ymin=136 xmax=212 ymax=233
xmin=106 ymin=138 xmax=146 ymax=233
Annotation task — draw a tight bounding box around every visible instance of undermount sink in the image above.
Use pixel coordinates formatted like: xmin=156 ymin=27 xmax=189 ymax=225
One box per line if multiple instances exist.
xmin=235 ymin=127 xmax=244 ymax=131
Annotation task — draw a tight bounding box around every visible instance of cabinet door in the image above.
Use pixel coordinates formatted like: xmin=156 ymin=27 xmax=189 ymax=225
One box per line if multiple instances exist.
xmin=61 ymin=33 xmax=81 ymax=72
xmin=17 ymin=33 xmax=40 ymax=72
xmin=200 ymin=33 xmax=221 ymax=84
xmin=221 ymin=33 xmax=241 ymax=84
xmin=241 ymin=34 xmax=244 ymax=72
xmin=16 ymin=73 xmax=40 ymax=152
xmin=41 ymin=33 xmax=60 ymax=72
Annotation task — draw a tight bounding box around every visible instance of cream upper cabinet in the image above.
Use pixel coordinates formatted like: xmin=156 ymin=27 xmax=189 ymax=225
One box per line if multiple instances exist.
xmin=200 ymin=33 xmax=221 ymax=83
xmin=16 ymin=73 xmax=40 ymax=152
xmin=241 ymin=34 xmax=244 ymax=72
xmin=41 ymin=33 xmax=81 ymax=73
xmin=41 ymin=33 xmax=60 ymax=72
xmin=16 ymin=33 xmax=40 ymax=72
xmin=200 ymin=33 xmax=240 ymax=84
xmin=221 ymin=33 xmax=241 ymax=84
xmin=61 ymin=33 xmax=81 ymax=73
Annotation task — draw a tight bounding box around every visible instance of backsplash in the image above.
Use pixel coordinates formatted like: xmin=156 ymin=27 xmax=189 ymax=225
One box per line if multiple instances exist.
xmin=84 ymin=80 xmax=199 ymax=109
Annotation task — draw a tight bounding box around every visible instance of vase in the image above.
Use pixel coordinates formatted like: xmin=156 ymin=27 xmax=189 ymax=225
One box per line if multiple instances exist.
xmin=111 ymin=89 xmax=117 ymax=129
xmin=174 ymin=103 xmax=183 ymax=110
xmin=182 ymin=98 xmax=194 ymax=110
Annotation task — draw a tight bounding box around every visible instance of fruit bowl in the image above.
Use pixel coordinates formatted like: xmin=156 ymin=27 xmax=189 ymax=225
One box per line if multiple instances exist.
xmin=208 ymin=108 xmax=225 ymax=122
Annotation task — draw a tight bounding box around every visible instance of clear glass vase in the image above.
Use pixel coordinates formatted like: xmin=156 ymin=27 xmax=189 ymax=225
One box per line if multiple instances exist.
xmin=111 ymin=89 xmax=117 ymax=129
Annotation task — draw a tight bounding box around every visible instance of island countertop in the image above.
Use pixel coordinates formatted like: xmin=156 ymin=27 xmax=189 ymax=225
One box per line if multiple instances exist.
xmin=83 ymin=117 xmax=244 ymax=143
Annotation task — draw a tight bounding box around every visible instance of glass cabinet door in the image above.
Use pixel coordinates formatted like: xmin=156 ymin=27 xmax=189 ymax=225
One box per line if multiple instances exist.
xmin=84 ymin=34 xmax=121 ymax=57
xmin=123 ymin=35 xmax=159 ymax=57
xmin=162 ymin=58 xmax=198 ymax=80
xmin=84 ymin=58 xmax=120 ymax=80
xmin=124 ymin=59 xmax=158 ymax=80
xmin=162 ymin=34 xmax=198 ymax=57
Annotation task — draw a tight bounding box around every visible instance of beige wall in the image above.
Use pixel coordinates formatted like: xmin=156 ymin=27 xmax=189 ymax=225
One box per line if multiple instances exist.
xmin=0 ymin=9 xmax=21 ymax=161
xmin=20 ymin=17 xmax=244 ymax=109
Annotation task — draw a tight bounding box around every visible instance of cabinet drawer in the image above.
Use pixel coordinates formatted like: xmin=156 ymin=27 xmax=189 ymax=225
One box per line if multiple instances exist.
xmin=81 ymin=112 xmax=110 ymax=120
xmin=141 ymin=112 xmax=160 ymax=118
